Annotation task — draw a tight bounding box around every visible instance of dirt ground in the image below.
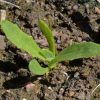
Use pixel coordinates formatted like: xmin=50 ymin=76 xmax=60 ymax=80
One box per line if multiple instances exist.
xmin=0 ymin=0 xmax=100 ymax=100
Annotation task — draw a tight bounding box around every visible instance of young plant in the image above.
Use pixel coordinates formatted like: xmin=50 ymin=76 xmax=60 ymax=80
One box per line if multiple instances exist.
xmin=1 ymin=20 xmax=100 ymax=75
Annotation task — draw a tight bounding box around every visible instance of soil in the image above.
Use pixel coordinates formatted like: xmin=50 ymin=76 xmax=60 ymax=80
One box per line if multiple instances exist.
xmin=0 ymin=0 xmax=100 ymax=100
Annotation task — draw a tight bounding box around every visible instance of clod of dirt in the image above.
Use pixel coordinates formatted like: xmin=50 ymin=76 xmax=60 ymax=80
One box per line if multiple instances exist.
xmin=81 ymin=67 xmax=91 ymax=77
xmin=17 ymin=68 xmax=30 ymax=77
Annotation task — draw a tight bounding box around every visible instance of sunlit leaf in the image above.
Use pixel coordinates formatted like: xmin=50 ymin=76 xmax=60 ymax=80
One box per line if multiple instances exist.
xmin=39 ymin=49 xmax=55 ymax=61
xmin=1 ymin=20 xmax=45 ymax=60
xmin=29 ymin=59 xmax=49 ymax=75
xmin=50 ymin=42 xmax=100 ymax=66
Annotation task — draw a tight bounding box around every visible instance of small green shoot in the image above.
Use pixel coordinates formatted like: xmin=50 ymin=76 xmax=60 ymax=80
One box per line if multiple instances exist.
xmin=1 ymin=20 xmax=100 ymax=75
xmin=39 ymin=20 xmax=56 ymax=55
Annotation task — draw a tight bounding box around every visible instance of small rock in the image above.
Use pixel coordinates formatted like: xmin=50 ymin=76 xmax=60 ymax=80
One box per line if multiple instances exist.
xmin=68 ymin=91 xmax=75 ymax=97
xmin=25 ymin=0 xmax=32 ymax=3
xmin=95 ymin=7 xmax=100 ymax=14
xmin=48 ymin=87 xmax=53 ymax=91
xmin=73 ymin=5 xmax=79 ymax=11
xmin=25 ymin=83 xmax=35 ymax=93
xmin=57 ymin=39 xmax=61 ymax=44
xmin=0 ymin=9 xmax=6 ymax=22
xmin=74 ymin=72 xmax=80 ymax=78
xmin=96 ymin=0 xmax=100 ymax=3
xmin=59 ymin=88 xmax=64 ymax=94
xmin=25 ymin=82 xmax=40 ymax=94
xmin=77 ymin=37 xmax=82 ymax=42
xmin=6 ymin=90 xmax=11 ymax=93
xmin=22 ymin=98 xmax=27 ymax=100
xmin=0 ymin=35 xmax=6 ymax=50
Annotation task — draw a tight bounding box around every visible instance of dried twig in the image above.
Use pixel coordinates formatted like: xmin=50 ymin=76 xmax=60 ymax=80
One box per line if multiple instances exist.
xmin=91 ymin=84 xmax=100 ymax=94
xmin=0 ymin=0 xmax=21 ymax=9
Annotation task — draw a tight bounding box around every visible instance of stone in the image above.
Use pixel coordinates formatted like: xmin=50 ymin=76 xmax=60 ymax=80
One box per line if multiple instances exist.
xmin=0 ymin=35 xmax=6 ymax=50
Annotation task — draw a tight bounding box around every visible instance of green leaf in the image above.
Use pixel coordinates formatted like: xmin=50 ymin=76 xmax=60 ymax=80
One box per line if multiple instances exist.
xmin=29 ymin=59 xmax=49 ymax=75
xmin=38 ymin=20 xmax=56 ymax=55
xmin=39 ymin=49 xmax=55 ymax=61
xmin=1 ymin=20 xmax=45 ymax=60
xmin=50 ymin=42 xmax=100 ymax=66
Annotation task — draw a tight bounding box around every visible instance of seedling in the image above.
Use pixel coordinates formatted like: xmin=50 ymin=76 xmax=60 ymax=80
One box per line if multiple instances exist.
xmin=1 ymin=20 xmax=100 ymax=75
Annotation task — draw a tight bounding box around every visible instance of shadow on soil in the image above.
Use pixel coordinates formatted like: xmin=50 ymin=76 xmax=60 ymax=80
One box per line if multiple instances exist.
xmin=69 ymin=59 xmax=83 ymax=67
xmin=3 ymin=76 xmax=30 ymax=89
xmin=0 ymin=60 xmax=18 ymax=73
xmin=71 ymin=12 xmax=100 ymax=43
xmin=3 ymin=75 xmax=56 ymax=89
xmin=0 ymin=55 xmax=55 ymax=89
xmin=3 ymin=75 xmax=40 ymax=89
xmin=0 ymin=60 xmax=29 ymax=89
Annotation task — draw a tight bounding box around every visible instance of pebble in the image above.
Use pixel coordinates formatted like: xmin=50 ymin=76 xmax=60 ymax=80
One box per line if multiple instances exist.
xmin=57 ymin=39 xmax=61 ymax=44
xmin=48 ymin=87 xmax=53 ymax=90
xmin=0 ymin=35 xmax=6 ymax=50
xmin=25 ymin=0 xmax=32 ymax=3
xmin=0 ymin=9 xmax=6 ymax=22
xmin=95 ymin=7 xmax=100 ymax=14
xmin=96 ymin=0 xmax=100 ymax=3
xmin=6 ymin=90 xmax=11 ymax=93
xmin=68 ymin=91 xmax=75 ymax=97
xmin=74 ymin=72 xmax=80 ymax=78
xmin=25 ymin=83 xmax=35 ymax=93
xmin=59 ymin=88 xmax=64 ymax=94
xmin=22 ymin=98 xmax=27 ymax=100
xmin=77 ymin=37 xmax=82 ymax=42
xmin=73 ymin=5 xmax=78 ymax=11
